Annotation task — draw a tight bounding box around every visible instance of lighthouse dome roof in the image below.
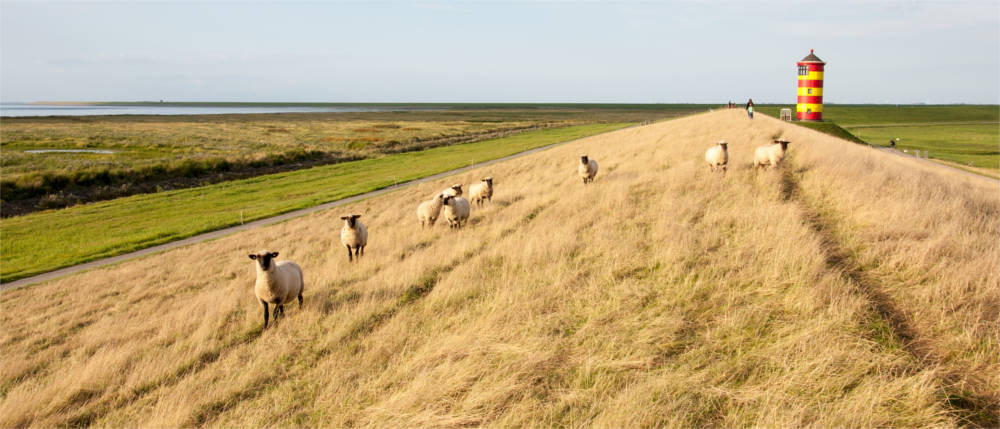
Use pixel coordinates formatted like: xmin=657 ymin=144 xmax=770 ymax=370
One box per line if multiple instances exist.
xmin=799 ymin=49 xmax=825 ymax=63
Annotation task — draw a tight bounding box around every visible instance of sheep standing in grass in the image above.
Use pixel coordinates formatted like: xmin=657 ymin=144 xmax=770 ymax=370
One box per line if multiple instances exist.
xmin=468 ymin=176 xmax=494 ymax=208
xmin=705 ymin=141 xmax=729 ymax=172
xmin=340 ymin=214 xmax=368 ymax=262
xmin=442 ymin=194 xmax=471 ymax=229
xmin=417 ymin=194 xmax=446 ymax=228
xmin=441 ymin=184 xmax=463 ymax=197
xmin=754 ymin=139 xmax=790 ymax=170
xmin=579 ymin=155 xmax=599 ymax=184
xmin=249 ymin=250 xmax=303 ymax=329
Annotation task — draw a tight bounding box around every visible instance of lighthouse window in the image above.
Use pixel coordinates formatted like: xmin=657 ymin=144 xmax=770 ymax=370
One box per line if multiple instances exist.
xmin=807 ymin=88 xmax=812 ymax=94
xmin=798 ymin=65 xmax=808 ymax=75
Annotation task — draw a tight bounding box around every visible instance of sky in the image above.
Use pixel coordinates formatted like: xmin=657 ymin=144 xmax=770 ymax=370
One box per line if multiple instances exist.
xmin=1 ymin=1 xmax=998 ymax=104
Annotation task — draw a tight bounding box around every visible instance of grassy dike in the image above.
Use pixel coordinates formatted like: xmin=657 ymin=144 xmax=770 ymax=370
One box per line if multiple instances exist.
xmin=1 ymin=123 xmax=629 ymax=282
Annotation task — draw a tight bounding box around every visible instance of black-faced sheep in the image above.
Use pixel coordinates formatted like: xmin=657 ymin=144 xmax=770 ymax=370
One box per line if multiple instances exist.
xmin=579 ymin=155 xmax=599 ymax=184
xmin=417 ymin=194 xmax=446 ymax=228
xmin=468 ymin=176 xmax=494 ymax=208
xmin=705 ymin=141 xmax=729 ymax=172
xmin=754 ymin=139 xmax=790 ymax=170
xmin=249 ymin=250 xmax=303 ymax=329
xmin=442 ymin=194 xmax=470 ymax=229
xmin=441 ymin=184 xmax=463 ymax=197
xmin=340 ymin=214 xmax=368 ymax=262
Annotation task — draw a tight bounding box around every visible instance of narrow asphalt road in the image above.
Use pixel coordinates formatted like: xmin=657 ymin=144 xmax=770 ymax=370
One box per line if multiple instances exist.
xmin=875 ymin=146 xmax=999 ymax=184
xmin=0 ymin=125 xmax=639 ymax=292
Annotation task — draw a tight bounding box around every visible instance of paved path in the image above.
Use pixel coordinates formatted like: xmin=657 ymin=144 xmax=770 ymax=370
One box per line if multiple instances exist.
xmin=845 ymin=121 xmax=999 ymax=129
xmin=1 ymin=125 xmax=636 ymax=292
xmin=875 ymin=146 xmax=999 ymax=184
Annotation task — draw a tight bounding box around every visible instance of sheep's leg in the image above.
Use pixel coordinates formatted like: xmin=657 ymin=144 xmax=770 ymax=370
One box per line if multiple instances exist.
xmin=345 ymin=245 xmax=353 ymax=262
xmin=272 ymin=304 xmax=281 ymax=321
xmin=354 ymin=246 xmax=361 ymax=259
xmin=359 ymin=245 xmax=365 ymax=257
xmin=298 ymin=293 xmax=303 ymax=309
xmin=261 ymin=301 xmax=270 ymax=329
xmin=279 ymin=304 xmax=285 ymax=318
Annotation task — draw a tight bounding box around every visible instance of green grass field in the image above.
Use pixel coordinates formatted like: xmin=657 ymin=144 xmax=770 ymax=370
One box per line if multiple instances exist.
xmin=757 ymin=104 xmax=999 ymax=172
xmin=2 ymin=106 xmax=703 ymax=215
xmin=0 ymin=123 xmax=629 ymax=283
xmin=755 ymin=104 xmax=999 ymax=125
xmin=850 ymin=124 xmax=998 ymax=170
xmin=0 ymin=115 xmax=553 ymax=201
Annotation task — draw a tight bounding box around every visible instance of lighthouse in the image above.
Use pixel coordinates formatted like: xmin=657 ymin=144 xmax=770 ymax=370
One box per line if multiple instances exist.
xmin=797 ymin=49 xmax=825 ymax=121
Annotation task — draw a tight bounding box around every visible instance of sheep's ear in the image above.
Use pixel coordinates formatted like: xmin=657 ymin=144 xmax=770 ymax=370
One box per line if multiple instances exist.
xmin=340 ymin=216 xmax=349 ymax=220
xmin=353 ymin=214 xmax=362 ymax=219
xmin=249 ymin=254 xmax=257 ymax=260
xmin=270 ymin=252 xmax=279 ymax=258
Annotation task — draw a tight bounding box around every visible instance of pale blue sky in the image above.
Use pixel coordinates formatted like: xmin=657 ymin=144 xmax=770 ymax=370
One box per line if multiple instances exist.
xmin=2 ymin=1 xmax=997 ymax=104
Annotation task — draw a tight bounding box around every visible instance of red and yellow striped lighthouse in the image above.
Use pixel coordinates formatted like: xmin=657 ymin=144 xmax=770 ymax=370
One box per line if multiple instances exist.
xmin=797 ymin=49 xmax=825 ymax=121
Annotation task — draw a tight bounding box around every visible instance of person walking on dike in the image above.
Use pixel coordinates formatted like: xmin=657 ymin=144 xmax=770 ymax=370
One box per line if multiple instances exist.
xmin=746 ymin=98 xmax=754 ymax=119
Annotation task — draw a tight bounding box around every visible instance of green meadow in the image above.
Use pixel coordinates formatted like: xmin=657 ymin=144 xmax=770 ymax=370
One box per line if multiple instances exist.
xmin=2 ymin=106 xmax=701 ymax=215
xmin=757 ymin=104 xmax=999 ymax=172
xmin=1 ymin=123 xmax=629 ymax=283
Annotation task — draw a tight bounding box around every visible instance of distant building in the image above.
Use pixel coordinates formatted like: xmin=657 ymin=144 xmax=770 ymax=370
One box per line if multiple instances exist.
xmin=796 ymin=49 xmax=825 ymax=121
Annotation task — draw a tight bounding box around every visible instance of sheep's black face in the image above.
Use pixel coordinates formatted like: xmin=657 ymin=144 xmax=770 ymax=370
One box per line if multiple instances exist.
xmin=780 ymin=142 xmax=789 ymax=150
xmin=720 ymin=143 xmax=728 ymax=150
xmin=341 ymin=214 xmax=361 ymax=228
xmin=580 ymin=156 xmax=588 ymax=164
xmin=249 ymin=252 xmax=277 ymax=270
xmin=485 ymin=177 xmax=493 ymax=186
xmin=260 ymin=254 xmax=273 ymax=270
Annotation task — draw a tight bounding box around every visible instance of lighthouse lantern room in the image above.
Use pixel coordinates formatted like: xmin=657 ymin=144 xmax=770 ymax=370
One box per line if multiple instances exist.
xmin=797 ymin=49 xmax=825 ymax=121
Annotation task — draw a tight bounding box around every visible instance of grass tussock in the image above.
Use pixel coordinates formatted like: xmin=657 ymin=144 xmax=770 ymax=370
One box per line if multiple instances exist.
xmin=1 ymin=110 xmax=996 ymax=427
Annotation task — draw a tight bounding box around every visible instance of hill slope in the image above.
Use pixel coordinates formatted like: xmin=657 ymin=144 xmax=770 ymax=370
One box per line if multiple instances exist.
xmin=2 ymin=110 xmax=997 ymax=427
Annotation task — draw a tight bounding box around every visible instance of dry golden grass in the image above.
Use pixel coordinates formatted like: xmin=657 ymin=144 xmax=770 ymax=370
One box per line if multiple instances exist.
xmin=1 ymin=110 xmax=997 ymax=427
